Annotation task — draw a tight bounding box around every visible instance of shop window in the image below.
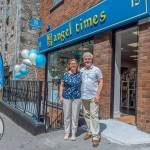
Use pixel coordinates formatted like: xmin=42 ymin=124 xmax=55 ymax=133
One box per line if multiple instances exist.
xmin=54 ymin=0 xmax=62 ymax=6
xmin=48 ymin=40 xmax=93 ymax=79
xmin=47 ymin=40 xmax=93 ymax=105
xmin=50 ymin=0 xmax=64 ymax=13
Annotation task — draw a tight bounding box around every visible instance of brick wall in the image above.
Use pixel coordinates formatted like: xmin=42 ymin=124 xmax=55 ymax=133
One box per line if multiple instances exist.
xmin=93 ymin=31 xmax=112 ymax=118
xmin=137 ymin=22 xmax=150 ymax=133
xmin=40 ymin=0 xmax=101 ymax=34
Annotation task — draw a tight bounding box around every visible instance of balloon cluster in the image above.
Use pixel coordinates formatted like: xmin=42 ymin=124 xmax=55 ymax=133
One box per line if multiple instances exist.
xmin=14 ymin=49 xmax=46 ymax=79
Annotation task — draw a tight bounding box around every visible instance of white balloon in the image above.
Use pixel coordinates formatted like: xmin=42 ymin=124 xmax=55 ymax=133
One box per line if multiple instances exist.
xmin=30 ymin=59 xmax=36 ymax=65
xmin=19 ymin=64 xmax=26 ymax=70
xmin=14 ymin=65 xmax=20 ymax=72
xmin=29 ymin=53 xmax=37 ymax=65
xmin=22 ymin=59 xmax=32 ymax=67
xmin=21 ymin=49 xmax=29 ymax=59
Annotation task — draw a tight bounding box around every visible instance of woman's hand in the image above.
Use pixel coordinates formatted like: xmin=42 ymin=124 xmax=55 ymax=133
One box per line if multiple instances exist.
xmin=59 ymin=97 xmax=63 ymax=104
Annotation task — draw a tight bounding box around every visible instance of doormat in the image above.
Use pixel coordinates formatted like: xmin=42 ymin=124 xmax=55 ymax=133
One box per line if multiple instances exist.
xmin=114 ymin=115 xmax=135 ymax=125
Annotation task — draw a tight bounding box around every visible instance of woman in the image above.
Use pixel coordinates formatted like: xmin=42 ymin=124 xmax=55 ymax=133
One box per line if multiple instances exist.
xmin=59 ymin=59 xmax=82 ymax=141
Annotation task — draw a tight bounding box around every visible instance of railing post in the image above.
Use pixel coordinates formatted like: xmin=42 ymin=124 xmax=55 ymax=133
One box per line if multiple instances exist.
xmin=8 ymin=80 xmax=11 ymax=104
xmin=37 ymin=81 xmax=42 ymax=122
xmin=24 ymin=81 xmax=29 ymax=113
xmin=15 ymin=80 xmax=18 ymax=108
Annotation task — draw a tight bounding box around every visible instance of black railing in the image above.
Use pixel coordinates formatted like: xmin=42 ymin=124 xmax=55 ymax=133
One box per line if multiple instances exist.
xmin=3 ymin=80 xmax=64 ymax=131
xmin=43 ymin=80 xmax=64 ymax=131
xmin=3 ymin=80 xmax=43 ymax=121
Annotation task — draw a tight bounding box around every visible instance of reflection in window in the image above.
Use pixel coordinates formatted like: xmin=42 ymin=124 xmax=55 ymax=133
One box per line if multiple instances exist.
xmin=47 ymin=40 xmax=93 ymax=105
xmin=48 ymin=40 xmax=93 ymax=80
xmin=54 ymin=0 xmax=62 ymax=6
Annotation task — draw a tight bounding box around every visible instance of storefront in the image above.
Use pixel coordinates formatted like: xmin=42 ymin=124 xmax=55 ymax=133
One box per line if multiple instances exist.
xmin=39 ymin=0 xmax=150 ymax=133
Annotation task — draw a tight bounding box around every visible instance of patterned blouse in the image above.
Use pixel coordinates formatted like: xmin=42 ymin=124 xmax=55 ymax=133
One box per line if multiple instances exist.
xmin=61 ymin=72 xmax=82 ymax=99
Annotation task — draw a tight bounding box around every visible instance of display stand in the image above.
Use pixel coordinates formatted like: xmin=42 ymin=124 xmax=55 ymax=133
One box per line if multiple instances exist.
xmin=121 ymin=80 xmax=136 ymax=110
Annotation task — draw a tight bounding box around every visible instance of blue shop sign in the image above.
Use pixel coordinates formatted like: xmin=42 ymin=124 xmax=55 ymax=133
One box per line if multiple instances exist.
xmin=38 ymin=0 xmax=150 ymax=53
xmin=0 ymin=54 xmax=4 ymax=89
xmin=30 ymin=18 xmax=42 ymax=28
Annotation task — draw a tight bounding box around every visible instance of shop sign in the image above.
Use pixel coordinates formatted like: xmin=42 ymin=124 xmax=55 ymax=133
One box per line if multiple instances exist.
xmin=38 ymin=0 xmax=150 ymax=53
xmin=30 ymin=18 xmax=42 ymax=28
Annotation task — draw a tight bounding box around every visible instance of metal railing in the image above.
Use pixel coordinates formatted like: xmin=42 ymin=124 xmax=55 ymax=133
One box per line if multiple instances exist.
xmin=3 ymin=80 xmax=64 ymax=131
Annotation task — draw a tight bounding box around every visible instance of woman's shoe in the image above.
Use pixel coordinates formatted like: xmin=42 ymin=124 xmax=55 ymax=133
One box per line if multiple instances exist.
xmin=70 ymin=135 xmax=76 ymax=141
xmin=64 ymin=133 xmax=69 ymax=140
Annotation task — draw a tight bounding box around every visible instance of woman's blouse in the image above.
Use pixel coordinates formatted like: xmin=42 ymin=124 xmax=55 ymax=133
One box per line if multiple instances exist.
xmin=61 ymin=72 xmax=82 ymax=99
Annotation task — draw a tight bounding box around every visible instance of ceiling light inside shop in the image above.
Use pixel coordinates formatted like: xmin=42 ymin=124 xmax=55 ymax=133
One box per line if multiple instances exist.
xmin=133 ymin=49 xmax=138 ymax=52
xmin=83 ymin=47 xmax=89 ymax=51
xmin=78 ymin=47 xmax=83 ymax=50
xmin=132 ymin=31 xmax=138 ymax=35
xmin=130 ymin=55 xmax=137 ymax=58
xmin=134 ymin=58 xmax=138 ymax=60
xmin=128 ymin=42 xmax=138 ymax=47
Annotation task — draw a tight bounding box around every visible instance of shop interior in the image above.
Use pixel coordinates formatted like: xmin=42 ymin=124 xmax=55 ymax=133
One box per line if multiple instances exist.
xmin=114 ymin=26 xmax=138 ymax=125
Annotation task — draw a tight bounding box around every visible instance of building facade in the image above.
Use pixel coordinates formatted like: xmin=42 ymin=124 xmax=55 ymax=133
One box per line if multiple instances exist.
xmin=0 ymin=0 xmax=41 ymax=80
xmin=39 ymin=0 xmax=150 ymax=133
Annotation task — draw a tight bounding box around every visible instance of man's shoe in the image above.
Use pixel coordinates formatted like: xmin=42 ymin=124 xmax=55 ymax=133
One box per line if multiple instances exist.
xmin=93 ymin=140 xmax=99 ymax=147
xmin=84 ymin=134 xmax=92 ymax=140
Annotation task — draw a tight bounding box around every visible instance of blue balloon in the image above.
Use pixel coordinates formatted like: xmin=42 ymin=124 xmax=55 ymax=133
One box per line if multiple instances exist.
xmin=14 ymin=72 xmax=22 ymax=78
xmin=28 ymin=49 xmax=38 ymax=55
xmin=35 ymin=54 xmax=46 ymax=67
xmin=21 ymin=69 xmax=29 ymax=75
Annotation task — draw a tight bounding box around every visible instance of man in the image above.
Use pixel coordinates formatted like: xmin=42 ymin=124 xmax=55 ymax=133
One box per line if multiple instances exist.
xmin=80 ymin=52 xmax=103 ymax=147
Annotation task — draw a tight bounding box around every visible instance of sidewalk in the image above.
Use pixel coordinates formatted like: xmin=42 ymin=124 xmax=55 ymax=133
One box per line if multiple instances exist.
xmin=0 ymin=112 xmax=150 ymax=150
xmin=100 ymin=119 xmax=150 ymax=145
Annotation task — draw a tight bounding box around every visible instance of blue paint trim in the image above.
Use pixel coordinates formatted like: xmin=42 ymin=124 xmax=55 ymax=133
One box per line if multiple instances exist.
xmin=0 ymin=53 xmax=4 ymax=88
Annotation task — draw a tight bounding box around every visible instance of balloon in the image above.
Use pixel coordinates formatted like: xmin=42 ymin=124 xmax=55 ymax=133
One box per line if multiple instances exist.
xmin=29 ymin=53 xmax=37 ymax=65
xmin=14 ymin=72 xmax=22 ymax=78
xmin=21 ymin=49 xmax=29 ymax=59
xmin=30 ymin=59 xmax=36 ymax=65
xmin=19 ymin=64 xmax=26 ymax=70
xmin=14 ymin=65 xmax=20 ymax=72
xmin=35 ymin=54 xmax=46 ymax=67
xmin=28 ymin=49 xmax=38 ymax=55
xmin=22 ymin=59 xmax=32 ymax=67
xmin=21 ymin=69 xmax=29 ymax=75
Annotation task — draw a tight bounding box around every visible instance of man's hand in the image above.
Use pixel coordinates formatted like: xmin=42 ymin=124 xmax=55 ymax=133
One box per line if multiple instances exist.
xmin=94 ymin=95 xmax=100 ymax=104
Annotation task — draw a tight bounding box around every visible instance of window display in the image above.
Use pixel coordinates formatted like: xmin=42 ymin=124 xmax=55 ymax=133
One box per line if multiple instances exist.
xmin=47 ymin=40 xmax=93 ymax=104
xmin=48 ymin=40 xmax=93 ymax=80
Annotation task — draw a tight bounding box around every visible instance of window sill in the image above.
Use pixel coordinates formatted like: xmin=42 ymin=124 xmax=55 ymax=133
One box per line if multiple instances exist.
xmin=50 ymin=0 xmax=64 ymax=13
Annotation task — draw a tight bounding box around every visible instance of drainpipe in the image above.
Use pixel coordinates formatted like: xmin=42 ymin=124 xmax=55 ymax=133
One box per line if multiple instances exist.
xmin=1 ymin=0 xmax=4 ymax=54
xmin=14 ymin=0 xmax=19 ymax=65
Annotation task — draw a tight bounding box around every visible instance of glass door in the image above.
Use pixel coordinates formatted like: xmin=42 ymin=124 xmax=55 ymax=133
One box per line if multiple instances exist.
xmin=113 ymin=26 xmax=138 ymax=124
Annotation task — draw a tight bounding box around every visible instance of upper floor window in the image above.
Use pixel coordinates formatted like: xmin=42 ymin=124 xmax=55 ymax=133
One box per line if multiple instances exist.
xmin=54 ymin=0 xmax=62 ymax=6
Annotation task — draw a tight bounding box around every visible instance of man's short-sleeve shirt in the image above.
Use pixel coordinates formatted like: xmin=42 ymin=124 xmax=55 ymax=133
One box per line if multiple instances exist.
xmin=80 ymin=65 xmax=103 ymax=99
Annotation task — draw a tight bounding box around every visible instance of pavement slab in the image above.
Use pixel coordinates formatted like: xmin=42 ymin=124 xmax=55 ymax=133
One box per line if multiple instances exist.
xmin=100 ymin=119 xmax=150 ymax=145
